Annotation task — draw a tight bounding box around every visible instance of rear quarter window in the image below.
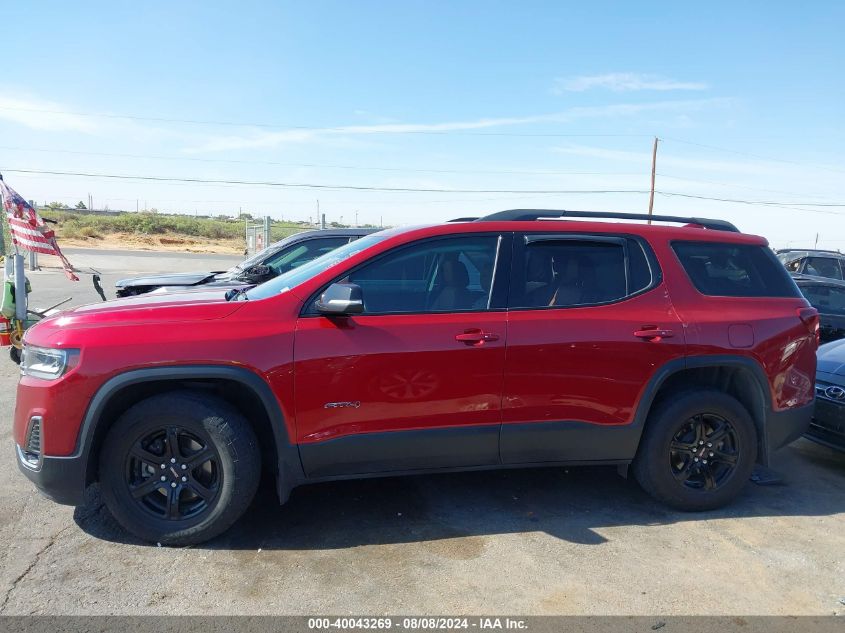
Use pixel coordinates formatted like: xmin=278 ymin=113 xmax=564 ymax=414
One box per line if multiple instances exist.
xmin=672 ymin=241 xmax=801 ymax=298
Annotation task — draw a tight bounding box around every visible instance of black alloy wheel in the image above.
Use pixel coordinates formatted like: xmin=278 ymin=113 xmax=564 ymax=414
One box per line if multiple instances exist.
xmin=633 ymin=389 xmax=757 ymax=511
xmin=668 ymin=413 xmax=740 ymax=491
xmin=125 ymin=426 xmax=221 ymax=521
xmin=99 ymin=391 xmax=260 ymax=545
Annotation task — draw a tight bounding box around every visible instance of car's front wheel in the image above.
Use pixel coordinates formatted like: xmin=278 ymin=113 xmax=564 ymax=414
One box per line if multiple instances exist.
xmin=633 ymin=389 xmax=757 ymax=511
xmin=99 ymin=391 xmax=260 ymax=545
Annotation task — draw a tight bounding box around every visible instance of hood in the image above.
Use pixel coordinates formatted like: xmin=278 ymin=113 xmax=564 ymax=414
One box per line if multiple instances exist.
xmin=816 ymin=338 xmax=845 ymax=376
xmin=35 ymin=288 xmax=244 ymax=333
xmin=156 ymin=280 xmax=256 ymax=293
xmin=115 ymin=271 xmax=224 ymax=288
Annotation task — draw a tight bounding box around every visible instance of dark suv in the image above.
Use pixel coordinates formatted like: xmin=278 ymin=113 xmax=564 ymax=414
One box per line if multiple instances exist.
xmin=114 ymin=228 xmax=377 ymax=297
xmin=15 ymin=210 xmax=818 ymax=545
xmin=791 ymin=274 xmax=845 ymax=343
xmin=777 ymin=249 xmax=845 ymax=281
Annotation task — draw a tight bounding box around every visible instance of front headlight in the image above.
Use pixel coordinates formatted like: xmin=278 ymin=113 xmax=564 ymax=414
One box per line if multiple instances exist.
xmin=21 ymin=346 xmax=71 ymax=380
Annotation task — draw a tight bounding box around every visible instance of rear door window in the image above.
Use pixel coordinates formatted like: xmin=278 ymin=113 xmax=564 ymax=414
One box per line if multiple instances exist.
xmin=512 ymin=236 xmax=655 ymax=309
xmin=672 ymin=241 xmax=801 ymax=298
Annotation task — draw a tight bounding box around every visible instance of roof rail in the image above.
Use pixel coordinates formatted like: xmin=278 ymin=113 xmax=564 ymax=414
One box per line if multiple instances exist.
xmin=476 ymin=209 xmax=739 ymax=232
xmin=447 ymin=216 xmax=480 ymax=222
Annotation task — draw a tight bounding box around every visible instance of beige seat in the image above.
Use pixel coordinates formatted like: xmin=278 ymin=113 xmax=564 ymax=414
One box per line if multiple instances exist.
xmin=428 ymin=259 xmax=473 ymax=311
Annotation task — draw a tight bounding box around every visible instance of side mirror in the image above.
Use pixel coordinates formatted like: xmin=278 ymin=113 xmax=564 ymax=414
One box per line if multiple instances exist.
xmin=315 ymin=283 xmax=364 ymax=316
xmin=245 ymin=264 xmax=272 ymax=280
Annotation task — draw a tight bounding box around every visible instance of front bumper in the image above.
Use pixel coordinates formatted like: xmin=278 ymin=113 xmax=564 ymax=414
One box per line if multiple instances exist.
xmin=16 ymin=446 xmax=87 ymax=506
xmin=807 ymin=388 xmax=845 ymax=450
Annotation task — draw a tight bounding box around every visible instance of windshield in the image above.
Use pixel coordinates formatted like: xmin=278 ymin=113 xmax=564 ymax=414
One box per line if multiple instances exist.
xmin=229 ymin=242 xmax=285 ymax=273
xmin=245 ymin=232 xmax=389 ymax=300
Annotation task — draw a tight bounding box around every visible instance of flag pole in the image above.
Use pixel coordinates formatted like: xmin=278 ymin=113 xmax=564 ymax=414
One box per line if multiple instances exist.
xmin=0 ymin=172 xmax=6 ymax=256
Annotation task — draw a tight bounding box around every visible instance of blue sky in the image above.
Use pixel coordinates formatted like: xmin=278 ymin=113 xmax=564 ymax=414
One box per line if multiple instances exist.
xmin=1 ymin=1 xmax=843 ymax=247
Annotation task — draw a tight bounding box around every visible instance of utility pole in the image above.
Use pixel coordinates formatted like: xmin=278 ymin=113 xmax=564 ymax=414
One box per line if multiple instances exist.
xmin=815 ymin=233 xmax=819 ymax=248
xmin=647 ymin=136 xmax=659 ymax=223
xmin=355 ymin=210 xmax=358 ymax=227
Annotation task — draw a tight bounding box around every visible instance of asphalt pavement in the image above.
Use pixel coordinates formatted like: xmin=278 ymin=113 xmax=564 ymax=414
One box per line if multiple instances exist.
xmin=0 ymin=248 xmax=843 ymax=615
xmin=24 ymin=248 xmax=242 ymax=310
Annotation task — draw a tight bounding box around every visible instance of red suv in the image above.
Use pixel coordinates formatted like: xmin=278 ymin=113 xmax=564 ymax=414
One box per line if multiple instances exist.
xmin=14 ymin=210 xmax=818 ymax=545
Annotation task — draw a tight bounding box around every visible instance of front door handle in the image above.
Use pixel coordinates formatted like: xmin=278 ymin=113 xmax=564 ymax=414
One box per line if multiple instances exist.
xmin=634 ymin=328 xmax=675 ymax=341
xmin=455 ymin=329 xmax=500 ymax=346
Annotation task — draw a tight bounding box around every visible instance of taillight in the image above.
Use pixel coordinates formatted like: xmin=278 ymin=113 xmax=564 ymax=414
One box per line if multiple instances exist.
xmin=797 ymin=307 xmax=820 ymax=346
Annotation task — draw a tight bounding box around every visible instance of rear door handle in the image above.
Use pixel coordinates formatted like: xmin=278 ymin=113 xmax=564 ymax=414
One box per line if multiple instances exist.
xmin=634 ymin=328 xmax=674 ymax=341
xmin=455 ymin=329 xmax=500 ymax=346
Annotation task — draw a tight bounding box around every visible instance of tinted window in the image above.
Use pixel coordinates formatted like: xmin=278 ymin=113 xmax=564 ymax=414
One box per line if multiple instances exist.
xmin=673 ymin=241 xmax=800 ymax=298
xmin=513 ymin=238 xmax=652 ymax=308
xmin=264 ymin=237 xmax=350 ymax=274
xmin=337 ymin=236 xmax=499 ymax=314
xmin=804 ymin=257 xmax=843 ymax=280
xmin=800 ymin=284 xmax=845 ymax=315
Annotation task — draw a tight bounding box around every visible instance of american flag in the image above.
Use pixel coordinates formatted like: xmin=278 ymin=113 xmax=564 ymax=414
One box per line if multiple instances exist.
xmin=0 ymin=176 xmax=78 ymax=281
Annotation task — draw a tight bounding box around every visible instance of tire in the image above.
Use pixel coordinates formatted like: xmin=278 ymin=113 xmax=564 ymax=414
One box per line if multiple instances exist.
xmin=633 ymin=389 xmax=757 ymax=511
xmin=9 ymin=346 xmax=21 ymax=364
xmin=99 ymin=391 xmax=260 ymax=545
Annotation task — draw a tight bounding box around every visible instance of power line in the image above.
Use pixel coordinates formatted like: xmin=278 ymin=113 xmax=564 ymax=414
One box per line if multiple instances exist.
xmin=661 ymin=136 xmax=845 ymax=175
xmin=4 ymin=104 xmax=842 ymax=174
xmin=4 ymin=167 xmax=845 ymax=212
xmin=0 ymin=145 xmax=639 ymax=177
xmin=656 ymin=173 xmax=841 ymax=201
xmin=0 ymin=167 xmax=653 ymax=195
xmin=25 ymin=189 xmax=570 ymax=207
xmin=656 ymin=190 xmax=845 ymax=208
xmin=655 ymin=192 xmax=844 ymax=217
xmin=5 ymin=144 xmax=844 ymax=205
xmin=0 ymin=105 xmax=651 ymax=137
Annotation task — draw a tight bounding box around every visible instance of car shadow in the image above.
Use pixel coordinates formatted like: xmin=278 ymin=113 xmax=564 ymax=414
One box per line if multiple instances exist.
xmin=74 ymin=438 xmax=845 ymax=549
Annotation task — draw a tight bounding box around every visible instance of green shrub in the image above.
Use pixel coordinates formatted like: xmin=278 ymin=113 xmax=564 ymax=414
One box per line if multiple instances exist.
xmin=37 ymin=210 xmax=322 ymax=245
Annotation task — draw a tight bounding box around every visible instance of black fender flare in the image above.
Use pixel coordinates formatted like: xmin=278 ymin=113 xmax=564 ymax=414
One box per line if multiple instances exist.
xmin=77 ymin=365 xmax=305 ymax=501
xmin=632 ymin=354 xmax=775 ymax=462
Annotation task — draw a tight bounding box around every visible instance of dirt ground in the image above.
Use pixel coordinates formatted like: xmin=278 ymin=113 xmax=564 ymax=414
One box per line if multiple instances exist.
xmin=58 ymin=232 xmax=246 ymax=254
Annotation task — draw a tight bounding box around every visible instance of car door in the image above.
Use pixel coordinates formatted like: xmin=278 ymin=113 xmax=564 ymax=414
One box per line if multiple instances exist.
xmin=293 ymin=233 xmax=510 ymax=477
xmin=500 ymin=232 xmax=685 ymax=464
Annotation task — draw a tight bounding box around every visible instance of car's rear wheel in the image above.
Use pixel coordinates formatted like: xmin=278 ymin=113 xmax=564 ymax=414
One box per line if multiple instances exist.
xmin=633 ymin=389 xmax=757 ymax=511
xmin=99 ymin=391 xmax=260 ymax=545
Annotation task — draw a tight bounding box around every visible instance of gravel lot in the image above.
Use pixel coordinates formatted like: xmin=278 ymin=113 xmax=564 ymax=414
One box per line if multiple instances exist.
xmin=1 ymin=250 xmax=844 ymax=615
